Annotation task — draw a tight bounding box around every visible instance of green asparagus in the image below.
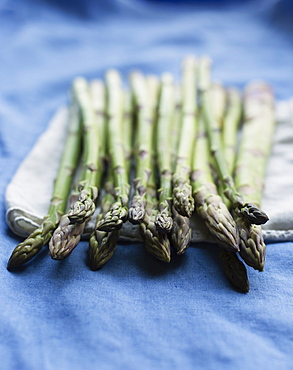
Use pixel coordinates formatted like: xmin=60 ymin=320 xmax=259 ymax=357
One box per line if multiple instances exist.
xmin=88 ymin=89 xmax=133 ymax=270
xmin=140 ymin=176 xmax=171 ymax=263
xmin=172 ymin=57 xmax=197 ymax=217
xmin=168 ymin=83 xmax=192 ymax=253
xmin=219 ymin=249 xmax=249 ymax=293
xmin=128 ymin=72 xmax=157 ymax=224
xmin=97 ymin=70 xmax=130 ymax=232
xmin=155 ymin=73 xmax=174 ymax=233
xmin=140 ymin=91 xmax=171 ymax=263
xmin=210 ymin=81 xmax=249 ymax=290
xmin=222 ymin=88 xmax=242 ymax=175
xmin=234 ymin=81 xmax=275 ymax=271
xmin=7 ymin=95 xmax=82 ymax=269
xmin=201 ymin=64 xmax=269 ymax=225
xmin=49 ymin=80 xmax=106 ymax=260
xmin=89 ymin=173 xmax=120 ymax=270
xmin=170 ymin=206 xmax=192 ymax=255
xmin=67 ymin=77 xmax=100 ymax=224
xmin=191 ymin=110 xmax=240 ymax=252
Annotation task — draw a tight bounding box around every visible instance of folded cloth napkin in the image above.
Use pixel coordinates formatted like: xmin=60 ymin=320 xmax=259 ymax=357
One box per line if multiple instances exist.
xmin=5 ymin=98 xmax=293 ymax=243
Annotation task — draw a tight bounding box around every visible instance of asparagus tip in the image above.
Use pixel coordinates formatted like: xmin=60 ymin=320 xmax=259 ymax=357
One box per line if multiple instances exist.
xmin=96 ymin=202 xmax=128 ymax=232
xmin=239 ymin=203 xmax=269 ymax=225
xmin=220 ymin=249 xmax=250 ymax=293
xmin=128 ymin=205 xmax=145 ymax=225
xmin=155 ymin=212 xmax=173 ymax=234
xmin=173 ymin=183 xmax=195 ymax=218
xmin=88 ymin=230 xmax=120 ymax=270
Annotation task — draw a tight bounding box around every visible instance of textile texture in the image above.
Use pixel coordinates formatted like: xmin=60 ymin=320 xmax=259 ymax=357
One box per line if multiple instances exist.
xmin=1 ymin=0 xmax=293 ymax=369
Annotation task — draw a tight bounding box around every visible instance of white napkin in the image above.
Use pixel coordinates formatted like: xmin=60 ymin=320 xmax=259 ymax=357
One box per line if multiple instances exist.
xmin=5 ymin=99 xmax=293 ymax=243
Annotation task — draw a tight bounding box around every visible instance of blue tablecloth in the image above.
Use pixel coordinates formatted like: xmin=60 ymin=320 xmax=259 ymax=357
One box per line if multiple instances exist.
xmin=1 ymin=1 xmax=293 ymax=369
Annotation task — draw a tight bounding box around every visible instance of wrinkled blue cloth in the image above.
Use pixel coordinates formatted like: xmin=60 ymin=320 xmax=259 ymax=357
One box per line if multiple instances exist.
xmin=1 ymin=0 xmax=293 ymax=369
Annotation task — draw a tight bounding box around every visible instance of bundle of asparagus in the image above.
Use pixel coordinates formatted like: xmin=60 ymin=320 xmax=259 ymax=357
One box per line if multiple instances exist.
xmin=7 ymin=56 xmax=276 ymax=294
xmin=201 ymin=59 xmax=269 ymax=227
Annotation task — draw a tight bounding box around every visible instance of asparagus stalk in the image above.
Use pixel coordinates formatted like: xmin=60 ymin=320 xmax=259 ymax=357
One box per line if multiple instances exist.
xmin=201 ymin=64 xmax=269 ymax=225
xmin=90 ymin=79 xmax=107 ymax=161
xmin=222 ymin=88 xmax=242 ymax=175
xmin=96 ymin=70 xmax=130 ymax=232
xmin=168 ymin=85 xmax=192 ymax=254
xmin=218 ymin=84 xmax=265 ymax=273
xmin=67 ymin=77 xmax=100 ymax=224
xmin=235 ymin=219 xmax=266 ymax=271
xmin=140 ymin=82 xmax=171 ymax=262
xmin=219 ymin=249 xmax=249 ymax=293
xmin=170 ymin=85 xmax=182 ymax=171
xmin=140 ymin=173 xmax=171 ymax=263
xmin=127 ymin=72 xmax=156 ymax=224
xmin=89 ymin=171 xmax=120 ymax=270
xmin=210 ymin=82 xmax=249 ymax=290
xmin=234 ymin=81 xmax=275 ymax=271
xmin=122 ymin=89 xmax=134 ymax=169
xmin=191 ymin=111 xmax=240 ymax=252
xmin=49 ymin=80 xmax=106 ymax=260
xmin=146 ymin=74 xmax=160 ymax=123
xmin=170 ymin=206 xmax=192 ymax=255
xmin=88 ymin=90 xmax=133 ymax=270
xmin=7 ymin=97 xmax=82 ymax=269
xmin=49 ymin=213 xmax=86 ymax=260
xmin=209 ymin=82 xmax=227 ymax=127
xmin=172 ymin=57 xmax=197 ymax=217
xmin=155 ymin=73 xmax=174 ymax=233
xmin=197 ymin=55 xmax=212 ymax=92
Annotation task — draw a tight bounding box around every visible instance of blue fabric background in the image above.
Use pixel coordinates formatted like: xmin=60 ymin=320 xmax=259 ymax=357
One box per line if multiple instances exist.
xmin=1 ymin=0 xmax=293 ymax=369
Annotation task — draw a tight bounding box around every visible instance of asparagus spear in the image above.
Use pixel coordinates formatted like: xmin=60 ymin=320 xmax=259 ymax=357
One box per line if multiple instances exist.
xmin=96 ymin=70 xmax=130 ymax=232
xmin=172 ymin=57 xmax=197 ymax=217
xmin=89 ymin=171 xmax=120 ymax=270
xmin=210 ymin=82 xmax=249 ymax=290
xmin=140 ymin=82 xmax=171 ymax=262
xmin=191 ymin=111 xmax=240 ymax=252
xmin=234 ymin=81 xmax=275 ymax=271
xmin=146 ymin=74 xmax=160 ymax=123
xmin=167 ymin=84 xmax=192 ymax=254
xmin=218 ymin=85 xmax=265 ymax=273
xmin=49 ymin=80 xmax=106 ymax=260
xmin=222 ymin=88 xmax=242 ymax=175
xmin=128 ymin=72 xmax=156 ymax=224
xmin=122 ymin=89 xmax=134 ymax=168
xmin=67 ymin=77 xmax=100 ymax=224
xmin=170 ymin=85 xmax=182 ymax=170
xmin=170 ymin=205 xmax=192 ymax=255
xmin=197 ymin=55 xmax=212 ymax=92
xmin=7 ymin=96 xmax=82 ymax=269
xmin=219 ymin=249 xmax=249 ymax=293
xmin=140 ymin=173 xmax=171 ymax=263
xmin=155 ymin=73 xmax=174 ymax=234
xmin=88 ymin=90 xmax=133 ymax=270
xmin=201 ymin=63 xmax=269 ymax=225
xmin=90 ymin=79 xmax=107 ymax=161
xmin=235 ymin=218 xmax=266 ymax=271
